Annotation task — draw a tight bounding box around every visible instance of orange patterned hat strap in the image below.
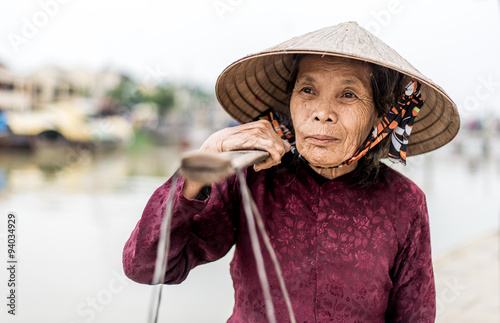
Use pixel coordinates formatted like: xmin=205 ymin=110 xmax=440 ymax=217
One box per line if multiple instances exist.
xmin=257 ymin=79 xmax=423 ymax=168
xmin=339 ymin=79 xmax=423 ymax=167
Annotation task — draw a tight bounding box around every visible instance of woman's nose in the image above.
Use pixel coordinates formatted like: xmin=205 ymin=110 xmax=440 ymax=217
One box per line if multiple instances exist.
xmin=312 ymin=98 xmax=338 ymax=123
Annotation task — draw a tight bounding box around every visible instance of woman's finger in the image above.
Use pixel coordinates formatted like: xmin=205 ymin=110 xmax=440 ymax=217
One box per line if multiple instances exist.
xmin=253 ymin=157 xmax=276 ymax=172
xmin=199 ymin=120 xmax=290 ymax=170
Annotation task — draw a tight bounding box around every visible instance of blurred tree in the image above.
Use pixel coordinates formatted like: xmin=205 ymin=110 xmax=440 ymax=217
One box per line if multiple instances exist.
xmin=189 ymin=85 xmax=212 ymax=103
xmin=147 ymin=85 xmax=175 ymax=115
xmin=107 ymin=76 xmax=176 ymax=118
xmin=107 ymin=75 xmax=146 ymax=111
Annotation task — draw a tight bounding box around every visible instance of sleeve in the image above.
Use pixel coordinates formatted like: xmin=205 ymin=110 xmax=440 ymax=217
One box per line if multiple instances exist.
xmin=122 ymin=172 xmax=240 ymax=285
xmin=385 ymin=194 xmax=436 ymax=323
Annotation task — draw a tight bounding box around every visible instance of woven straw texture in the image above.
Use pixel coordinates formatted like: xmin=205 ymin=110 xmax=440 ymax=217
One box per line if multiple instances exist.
xmin=216 ymin=21 xmax=460 ymax=156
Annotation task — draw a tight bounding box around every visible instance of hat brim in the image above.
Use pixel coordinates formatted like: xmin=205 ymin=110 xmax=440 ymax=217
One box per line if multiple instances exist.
xmin=215 ymin=23 xmax=460 ymax=156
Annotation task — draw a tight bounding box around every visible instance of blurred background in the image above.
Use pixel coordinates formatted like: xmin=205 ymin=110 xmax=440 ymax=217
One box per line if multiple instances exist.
xmin=0 ymin=0 xmax=499 ymax=322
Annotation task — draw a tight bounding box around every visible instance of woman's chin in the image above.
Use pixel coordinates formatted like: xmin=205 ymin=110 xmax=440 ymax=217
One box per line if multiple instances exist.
xmin=301 ymin=153 xmax=344 ymax=168
xmin=298 ymin=145 xmax=351 ymax=167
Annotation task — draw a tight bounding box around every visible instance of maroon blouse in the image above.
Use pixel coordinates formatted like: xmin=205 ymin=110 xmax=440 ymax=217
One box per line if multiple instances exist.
xmin=123 ymin=163 xmax=435 ymax=322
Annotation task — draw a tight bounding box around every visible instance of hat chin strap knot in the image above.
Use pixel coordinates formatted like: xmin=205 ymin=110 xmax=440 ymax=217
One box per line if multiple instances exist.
xmin=258 ymin=79 xmax=423 ymax=168
xmin=290 ymin=146 xmax=343 ymax=170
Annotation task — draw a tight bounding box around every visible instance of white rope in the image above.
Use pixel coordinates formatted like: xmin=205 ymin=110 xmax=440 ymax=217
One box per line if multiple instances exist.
xmin=148 ymin=172 xmax=179 ymax=323
xmin=249 ymin=195 xmax=297 ymax=323
xmin=147 ymin=168 xmax=296 ymax=323
xmin=237 ymin=169 xmax=277 ymax=323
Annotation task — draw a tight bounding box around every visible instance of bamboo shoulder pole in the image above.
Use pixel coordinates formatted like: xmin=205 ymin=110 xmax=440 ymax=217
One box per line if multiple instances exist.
xmin=180 ymin=150 xmax=270 ymax=185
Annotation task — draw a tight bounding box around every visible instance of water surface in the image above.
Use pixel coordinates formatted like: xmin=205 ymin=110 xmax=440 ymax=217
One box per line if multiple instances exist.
xmin=0 ymin=137 xmax=498 ymax=323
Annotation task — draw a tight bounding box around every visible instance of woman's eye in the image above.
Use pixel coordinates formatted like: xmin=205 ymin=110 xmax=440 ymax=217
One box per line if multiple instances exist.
xmin=343 ymin=92 xmax=357 ymax=99
xmin=300 ymin=87 xmax=313 ymax=94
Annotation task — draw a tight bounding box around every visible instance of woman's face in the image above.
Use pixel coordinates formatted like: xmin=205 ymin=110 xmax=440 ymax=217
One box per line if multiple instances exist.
xmin=290 ymin=55 xmax=379 ymax=167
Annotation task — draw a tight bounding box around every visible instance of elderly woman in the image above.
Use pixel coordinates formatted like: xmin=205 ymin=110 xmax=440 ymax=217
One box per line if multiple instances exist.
xmin=123 ymin=22 xmax=459 ymax=322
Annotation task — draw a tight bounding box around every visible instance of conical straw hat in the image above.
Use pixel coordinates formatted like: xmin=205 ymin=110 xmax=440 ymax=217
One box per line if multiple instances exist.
xmin=215 ymin=21 xmax=460 ymax=156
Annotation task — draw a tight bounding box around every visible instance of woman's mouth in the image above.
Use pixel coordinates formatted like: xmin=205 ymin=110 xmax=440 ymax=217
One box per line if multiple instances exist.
xmin=305 ymin=135 xmax=339 ymax=145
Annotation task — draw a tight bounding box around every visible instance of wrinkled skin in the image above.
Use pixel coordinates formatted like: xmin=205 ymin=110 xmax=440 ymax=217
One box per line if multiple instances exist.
xmin=184 ymin=55 xmax=380 ymax=198
xmin=289 ymin=55 xmax=380 ymax=179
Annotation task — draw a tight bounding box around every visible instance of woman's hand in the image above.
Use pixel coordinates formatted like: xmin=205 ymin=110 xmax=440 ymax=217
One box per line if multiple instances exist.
xmin=200 ymin=120 xmax=291 ymax=171
xmin=183 ymin=120 xmax=291 ymax=199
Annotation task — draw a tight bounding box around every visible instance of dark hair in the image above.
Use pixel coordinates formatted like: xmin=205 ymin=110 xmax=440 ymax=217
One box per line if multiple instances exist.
xmin=283 ymin=54 xmax=405 ymax=187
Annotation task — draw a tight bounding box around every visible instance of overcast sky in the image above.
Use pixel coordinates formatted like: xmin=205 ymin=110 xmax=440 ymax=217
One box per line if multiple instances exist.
xmin=1 ymin=0 xmax=499 ymax=118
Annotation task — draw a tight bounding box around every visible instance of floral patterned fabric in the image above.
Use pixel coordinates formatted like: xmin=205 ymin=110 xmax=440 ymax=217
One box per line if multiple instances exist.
xmin=123 ymin=162 xmax=435 ymax=322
